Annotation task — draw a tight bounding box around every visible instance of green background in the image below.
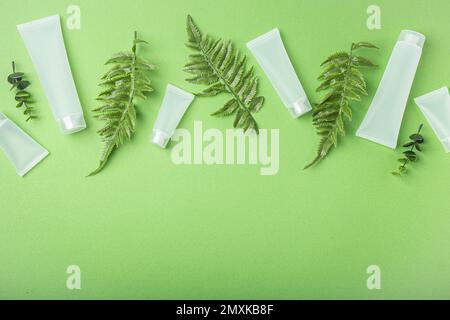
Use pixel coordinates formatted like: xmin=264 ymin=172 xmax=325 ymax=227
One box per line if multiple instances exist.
xmin=0 ymin=0 xmax=449 ymax=299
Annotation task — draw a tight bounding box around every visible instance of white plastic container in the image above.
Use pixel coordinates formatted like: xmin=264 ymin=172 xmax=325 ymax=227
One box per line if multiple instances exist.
xmin=151 ymin=84 xmax=195 ymax=148
xmin=415 ymin=87 xmax=450 ymax=152
xmin=0 ymin=113 xmax=49 ymax=176
xmin=247 ymin=28 xmax=311 ymax=118
xmin=17 ymin=15 xmax=86 ymax=134
xmin=356 ymin=30 xmax=425 ymax=148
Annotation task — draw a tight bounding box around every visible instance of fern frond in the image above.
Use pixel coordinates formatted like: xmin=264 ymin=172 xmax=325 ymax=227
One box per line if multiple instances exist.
xmin=88 ymin=31 xmax=154 ymax=176
xmin=305 ymin=42 xmax=378 ymax=169
xmin=184 ymin=15 xmax=265 ymax=133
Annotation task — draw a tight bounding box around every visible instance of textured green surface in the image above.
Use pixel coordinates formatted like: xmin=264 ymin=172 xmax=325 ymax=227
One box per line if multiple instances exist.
xmin=0 ymin=0 xmax=449 ymax=299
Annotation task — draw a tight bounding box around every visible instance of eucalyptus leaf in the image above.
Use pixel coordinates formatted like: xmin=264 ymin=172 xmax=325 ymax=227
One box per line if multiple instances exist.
xmin=392 ymin=124 xmax=425 ymax=176
xmin=409 ymin=133 xmax=424 ymax=143
xmin=7 ymin=72 xmax=24 ymax=84
xmin=17 ymin=80 xmax=30 ymax=90
xmin=7 ymin=61 xmax=36 ymax=121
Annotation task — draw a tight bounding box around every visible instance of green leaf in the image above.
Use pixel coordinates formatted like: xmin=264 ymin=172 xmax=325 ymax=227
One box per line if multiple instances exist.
xmin=409 ymin=133 xmax=424 ymax=143
xmin=306 ymin=41 xmax=377 ymax=169
xmin=391 ymin=124 xmax=426 ymax=176
xmin=402 ymin=141 xmax=414 ymax=148
xmin=352 ymin=42 xmax=379 ymax=51
xmin=403 ymin=150 xmax=417 ymax=161
xmin=341 ymin=103 xmax=352 ymax=120
xmin=249 ymin=96 xmax=264 ymax=113
xmin=17 ymin=80 xmax=30 ymax=90
xmin=187 ymin=15 xmax=202 ymax=43
xmin=211 ymin=99 xmax=239 ymax=116
xmin=184 ymin=15 xmax=264 ymax=133
xmin=7 ymin=63 xmax=36 ymax=121
xmin=15 ymin=90 xmax=31 ymax=101
xmin=89 ymin=32 xmax=154 ymax=177
xmin=415 ymin=143 xmax=422 ymax=152
xmin=196 ymin=83 xmax=226 ymax=97
xmin=321 ymin=52 xmax=349 ymax=66
xmin=133 ymin=39 xmax=149 ymax=45
xmin=352 ymin=56 xmax=377 ymax=68
xmin=7 ymin=72 xmax=24 ymax=84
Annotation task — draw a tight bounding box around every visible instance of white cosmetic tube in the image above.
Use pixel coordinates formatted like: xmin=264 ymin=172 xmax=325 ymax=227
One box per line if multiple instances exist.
xmin=151 ymin=84 xmax=195 ymax=148
xmin=17 ymin=15 xmax=86 ymax=134
xmin=247 ymin=28 xmax=311 ymax=118
xmin=415 ymin=87 xmax=450 ymax=153
xmin=0 ymin=113 xmax=49 ymax=176
xmin=356 ymin=30 xmax=425 ymax=148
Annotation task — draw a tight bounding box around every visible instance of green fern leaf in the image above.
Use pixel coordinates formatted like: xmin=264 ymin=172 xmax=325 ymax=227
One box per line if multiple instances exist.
xmin=352 ymin=41 xmax=379 ymax=51
xmin=305 ymin=42 xmax=378 ymax=169
xmin=184 ymin=15 xmax=265 ymax=133
xmin=88 ymin=31 xmax=154 ymax=176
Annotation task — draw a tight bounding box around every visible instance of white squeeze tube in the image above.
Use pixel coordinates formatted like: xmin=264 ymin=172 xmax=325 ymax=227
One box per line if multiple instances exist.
xmin=17 ymin=15 xmax=86 ymax=134
xmin=151 ymin=84 xmax=195 ymax=148
xmin=247 ymin=28 xmax=311 ymax=118
xmin=0 ymin=113 xmax=49 ymax=176
xmin=415 ymin=87 xmax=450 ymax=153
xmin=356 ymin=30 xmax=426 ymax=148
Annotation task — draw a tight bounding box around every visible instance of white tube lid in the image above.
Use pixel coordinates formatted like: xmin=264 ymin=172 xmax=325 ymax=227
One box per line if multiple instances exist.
xmin=398 ymin=30 xmax=425 ymax=48
xmin=58 ymin=113 xmax=86 ymax=134
xmin=288 ymin=97 xmax=311 ymax=118
xmin=151 ymin=129 xmax=170 ymax=148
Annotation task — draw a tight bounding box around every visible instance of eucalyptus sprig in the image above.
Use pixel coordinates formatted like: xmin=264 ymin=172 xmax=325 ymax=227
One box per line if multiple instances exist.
xmin=392 ymin=124 xmax=424 ymax=176
xmin=88 ymin=31 xmax=155 ymax=176
xmin=7 ymin=61 xmax=36 ymax=121
xmin=305 ymin=42 xmax=378 ymax=169
xmin=184 ymin=15 xmax=265 ymax=133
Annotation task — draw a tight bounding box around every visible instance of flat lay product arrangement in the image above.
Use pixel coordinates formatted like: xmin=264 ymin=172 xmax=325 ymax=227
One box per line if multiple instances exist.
xmin=4 ymin=18 xmax=446 ymax=175
xmin=1 ymin=0 xmax=449 ymax=300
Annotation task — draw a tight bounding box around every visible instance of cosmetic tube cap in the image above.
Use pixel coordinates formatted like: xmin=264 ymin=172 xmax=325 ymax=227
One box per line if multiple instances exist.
xmin=58 ymin=113 xmax=86 ymax=134
xmin=399 ymin=30 xmax=425 ymax=49
xmin=441 ymin=137 xmax=450 ymax=153
xmin=288 ymin=98 xmax=311 ymax=118
xmin=152 ymin=129 xmax=170 ymax=148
